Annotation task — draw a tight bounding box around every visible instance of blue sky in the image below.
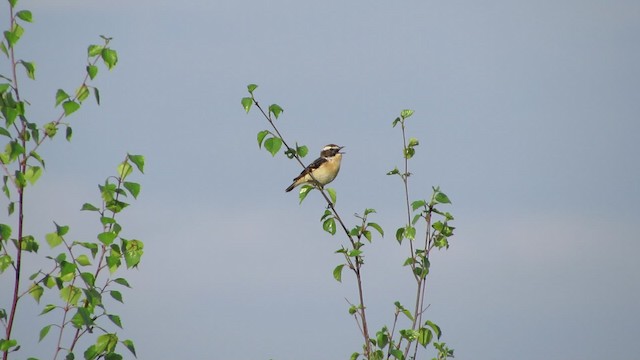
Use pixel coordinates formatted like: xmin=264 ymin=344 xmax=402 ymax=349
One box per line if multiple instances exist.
xmin=2 ymin=0 xmax=639 ymax=359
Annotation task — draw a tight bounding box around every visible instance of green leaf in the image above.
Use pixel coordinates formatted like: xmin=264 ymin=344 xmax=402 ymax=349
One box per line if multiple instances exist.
xmin=0 ymin=223 xmax=11 ymax=240
xmin=322 ymin=217 xmax=336 ymax=235
xmin=404 ymin=226 xmax=416 ymax=240
xmin=418 ymin=327 xmax=433 ymax=347
xmin=76 ymin=84 xmax=90 ymax=103
xmin=62 ymin=101 xmax=80 ymax=116
xmin=65 ymin=126 xmax=73 ymax=141
xmin=0 ymin=254 xmax=11 ymax=273
xmin=296 ymin=144 xmax=308 ymax=158
xmin=0 ymin=127 xmax=10 ymax=138
xmin=434 ymin=191 xmax=451 ymax=204
xmin=389 ymin=348 xmax=404 ymax=359
xmin=113 ymin=278 xmax=131 ymax=288
xmin=247 ymin=84 xmax=258 ymax=94
xmin=29 ymin=284 xmax=43 ymax=303
xmin=411 ymin=200 xmax=426 ymax=211
xmin=110 ymin=290 xmax=123 ymax=303
xmin=20 ymin=60 xmax=36 ymax=80
xmin=93 ymin=87 xmax=100 ymax=105
xmin=108 ymin=314 xmax=122 ymax=328
xmin=127 ymin=154 xmax=145 ymax=173
xmin=326 ymin=187 xmax=337 ymax=204
xmin=332 ymin=264 xmax=345 ymax=282
xmin=426 ymin=320 xmax=442 ymax=339
xmin=268 ymin=104 xmax=283 ymax=119
xmin=40 ymin=304 xmax=57 ymax=315
xmin=241 ymin=97 xmax=253 ymax=113
xmin=87 ymin=65 xmax=98 ymax=80
xmin=76 ymin=254 xmax=91 ymax=266
xmin=400 ymin=109 xmax=414 ymax=119
xmin=408 ymin=137 xmax=419 ymax=147
xmin=256 ymin=130 xmax=269 ymax=148
xmin=81 ymin=203 xmax=99 ymax=211
xmin=88 ymin=44 xmax=103 ymax=57
xmin=55 ymin=89 xmax=70 ymax=106
xmin=298 ymin=185 xmax=312 ymax=204
xmin=45 ymin=232 xmax=63 ymax=248
xmin=367 ymin=222 xmax=384 ymax=237
xmin=60 ymin=286 xmax=81 ymax=306
xmin=101 ymin=48 xmax=118 ymax=69
xmin=263 ymin=137 xmax=282 ymax=157
xmin=55 ymin=222 xmax=69 ymax=236
xmin=0 ymin=339 xmax=17 ymax=352
xmin=98 ymin=232 xmax=117 ymax=245
xmin=123 ymin=181 xmax=141 ymax=199
xmin=122 ymin=239 xmax=144 ymax=268
xmin=117 ymin=161 xmax=133 ymax=180
xmin=386 ymin=167 xmax=400 ymax=176
xmin=16 ymin=10 xmax=33 ymax=22
xmin=395 ymin=227 xmax=404 ymax=244
xmin=121 ymin=339 xmax=136 ymax=357
xmin=39 ymin=324 xmax=52 ymax=342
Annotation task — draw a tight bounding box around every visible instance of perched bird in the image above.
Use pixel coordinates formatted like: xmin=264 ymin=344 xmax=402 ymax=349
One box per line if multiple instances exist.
xmin=285 ymin=144 xmax=345 ymax=192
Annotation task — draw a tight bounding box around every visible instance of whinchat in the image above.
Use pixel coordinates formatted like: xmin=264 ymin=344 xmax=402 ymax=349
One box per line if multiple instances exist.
xmin=285 ymin=144 xmax=344 ymax=192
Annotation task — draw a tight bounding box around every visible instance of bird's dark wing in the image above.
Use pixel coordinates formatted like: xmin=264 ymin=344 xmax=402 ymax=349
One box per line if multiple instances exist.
xmin=292 ymin=157 xmax=327 ymax=181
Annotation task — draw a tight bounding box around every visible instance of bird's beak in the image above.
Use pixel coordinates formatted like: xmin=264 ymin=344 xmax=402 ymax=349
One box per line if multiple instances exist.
xmin=339 ymin=146 xmax=345 ymax=154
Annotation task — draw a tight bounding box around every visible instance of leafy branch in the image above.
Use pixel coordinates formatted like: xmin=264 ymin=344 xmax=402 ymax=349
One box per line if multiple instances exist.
xmin=242 ymin=84 xmax=377 ymax=357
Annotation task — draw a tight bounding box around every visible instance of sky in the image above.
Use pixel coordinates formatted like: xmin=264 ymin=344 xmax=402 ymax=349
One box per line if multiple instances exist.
xmin=2 ymin=0 xmax=639 ymax=359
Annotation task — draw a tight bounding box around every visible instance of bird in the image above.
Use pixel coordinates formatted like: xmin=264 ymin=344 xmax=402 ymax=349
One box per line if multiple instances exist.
xmin=285 ymin=144 xmax=345 ymax=192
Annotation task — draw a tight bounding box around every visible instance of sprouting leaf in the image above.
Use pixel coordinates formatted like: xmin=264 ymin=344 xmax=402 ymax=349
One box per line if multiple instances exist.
xmin=408 ymin=137 xmax=419 ymax=147
xmin=123 ymin=181 xmax=141 ymax=199
xmin=20 ymin=60 xmax=36 ymax=80
xmin=434 ymin=191 xmax=451 ymax=204
xmin=88 ymin=45 xmax=103 ymax=57
xmin=268 ymin=104 xmax=283 ymax=119
xmin=16 ymin=10 xmax=33 ymax=22
xmin=97 ymin=232 xmax=116 ymax=245
xmin=0 ymin=224 xmax=11 ymax=240
xmin=87 ymin=64 xmax=98 ymax=80
xmin=425 ymin=320 xmax=442 ymax=339
xmin=127 ymin=154 xmax=145 ymax=173
xmin=386 ymin=167 xmax=400 ymax=176
xmin=122 ymin=339 xmax=136 ymax=357
xmin=367 ymin=222 xmax=384 ymax=237
xmin=263 ymin=137 xmax=282 ymax=157
xmin=400 ymin=109 xmax=414 ymax=119
xmin=76 ymin=254 xmax=91 ymax=266
xmin=298 ymin=185 xmax=312 ymax=204
xmin=39 ymin=324 xmax=52 ymax=342
xmin=296 ymin=144 xmax=308 ymax=158
xmin=108 ymin=314 xmax=122 ymax=328
xmin=323 ymin=217 xmax=336 ymax=235
xmin=411 ymin=200 xmax=426 ymax=211
xmin=55 ymin=89 xmax=69 ymax=106
xmin=62 ymin=101 xmax=80 ymax=116
xmin=29 ymin=284 xmax=43 ymax=303
xmin=418 ymin=327 xmax=433 ymax=347
xmin=110 ymin=290 xmax=123 ymax=303
xmin=256 ymin=130 xmax=269 ymax=148
xmin=395 ymin=227 xmax=404 ymax=244
xmin=326 ymin=188 xmax=337 ymax=204
xmin=122 ymin=239 xmax=144 ymax=268
xmin=81 ymin=203 xmax=99 ymax=211
xmin=45 ymin=232 xmax=62 ymax=248
xmin=101 ymin=48 xmax=118 ymax=69
xmin=333 ymin=264 xmax=345 ymax=282
xmin=241 ymin=97 xmax=253 ymax=113
xmin=76 ymin=84 xmax=90 ymax=103
xmin=246 ymin=84 xmax=258 ymax=94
